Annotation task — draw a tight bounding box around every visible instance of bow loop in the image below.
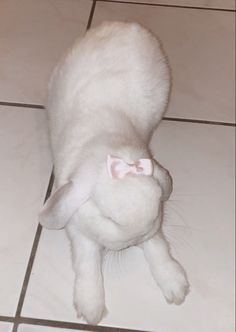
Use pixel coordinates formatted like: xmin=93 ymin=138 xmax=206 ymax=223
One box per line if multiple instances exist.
xmin=107 ymin=155 xmax=153 ymax=179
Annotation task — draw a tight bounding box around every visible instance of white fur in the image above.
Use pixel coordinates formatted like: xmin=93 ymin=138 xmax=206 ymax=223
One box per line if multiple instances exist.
xmin=39 ymin=21 xmax=189 ymax=325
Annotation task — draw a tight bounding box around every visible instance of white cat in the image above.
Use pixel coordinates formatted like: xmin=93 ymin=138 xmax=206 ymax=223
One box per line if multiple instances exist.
xmin=40 ymin=21 xmax=189 ymax=325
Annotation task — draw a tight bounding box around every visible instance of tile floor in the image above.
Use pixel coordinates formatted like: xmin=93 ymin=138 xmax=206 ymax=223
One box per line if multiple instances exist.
xmin=0 ymin=1 xmax=235 ymax=332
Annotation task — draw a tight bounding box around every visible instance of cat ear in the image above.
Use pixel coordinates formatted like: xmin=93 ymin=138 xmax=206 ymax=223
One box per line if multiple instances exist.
xmin=39 ymin=181 xmax=90 ymax=229
xmin=153 ymin=160 xmax=173 ymax=201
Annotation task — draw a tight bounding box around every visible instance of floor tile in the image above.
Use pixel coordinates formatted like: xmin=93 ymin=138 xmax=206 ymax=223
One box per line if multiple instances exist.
xmin=92 ymin=2 xmax=235 ymax=123
xmin=18 ymin=324 xmax=93 ymax=332
xmin=22 ymin=121 xmax=235 ymax=332
xmin=22 ymin=229 xmax=76 ymax=322
xmin=0 ymin=106 xmax=52 ymax=315
xmin=0 ymin=0 xmax=92 ymax=105
xmin=0 ymin=322 xmax=13 ymax=332
xmin=106 ymin=0 xmax=236 ymax=10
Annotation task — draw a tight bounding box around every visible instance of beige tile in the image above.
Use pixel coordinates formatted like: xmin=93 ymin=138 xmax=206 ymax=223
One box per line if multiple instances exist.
xmin=92 ymin=2 xmax=235 ymax=123
xmin=22 ymin=228 xmax=77 ymax=322
xmin=0 ymin=106 xmax=52 ymax=315
xmin=0 ymin=0 xmax=92 ymax=105
xmin=106 ymin=0 xmax=235 ymax=10
xmin=22 ymin=121 xmax=235 ymax=332
xmin=0 ymin=322 xmax=13 ymax=332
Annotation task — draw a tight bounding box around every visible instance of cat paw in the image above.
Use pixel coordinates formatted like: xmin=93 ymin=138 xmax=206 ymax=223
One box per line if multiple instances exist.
xmin=74 ymin=280 xmax=106 ymax=325
xmin=159 ymin=261 xmax=190 ymax=305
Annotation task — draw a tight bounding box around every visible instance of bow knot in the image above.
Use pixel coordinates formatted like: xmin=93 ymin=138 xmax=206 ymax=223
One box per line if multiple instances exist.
xmin=107 ymin=155 xmax=153 ymax=179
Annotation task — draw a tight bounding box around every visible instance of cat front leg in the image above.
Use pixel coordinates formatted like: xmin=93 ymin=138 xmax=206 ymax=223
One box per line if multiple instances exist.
xmin=67 ymin=224 xmax=105 ymax=325
xmin=140 ymin=232 xmax=190 ymax=304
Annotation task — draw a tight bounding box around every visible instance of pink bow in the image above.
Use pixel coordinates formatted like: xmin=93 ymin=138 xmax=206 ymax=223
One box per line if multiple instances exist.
xmin=107 ymin=155 xmax=153 ymax=179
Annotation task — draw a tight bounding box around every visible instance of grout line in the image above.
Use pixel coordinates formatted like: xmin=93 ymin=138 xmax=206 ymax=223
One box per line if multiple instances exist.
xmin=87 ymin=0 xmax=97 ymax=30
xmin=11 ymin=171 xmax=54 ymax=332
xmin=0 ymin=100 xmax=235 ymax=127
xmin=0 ymin=316 xmax=15 ymax=323
xmin=0 ymin=101 xmax=44 ymax=109
xmin=44 ymin=171 xmax=55 ymax=202
xmin=14 ymin=223 xmax=42 ymax=319
xmin=163 ymin=116 xmax=236 ymax=127
xmin=97 ymin=0 xmax=236 ymax=12
xmin=16 ymin=317 xmax=149 ymax=332
xmin=0 ymin=315 xmax=149 ymax=332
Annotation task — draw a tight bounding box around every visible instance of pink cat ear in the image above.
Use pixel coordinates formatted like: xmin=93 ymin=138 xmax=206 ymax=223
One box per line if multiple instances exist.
xmin=107 ymin=155 xmax=153 ymax=179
